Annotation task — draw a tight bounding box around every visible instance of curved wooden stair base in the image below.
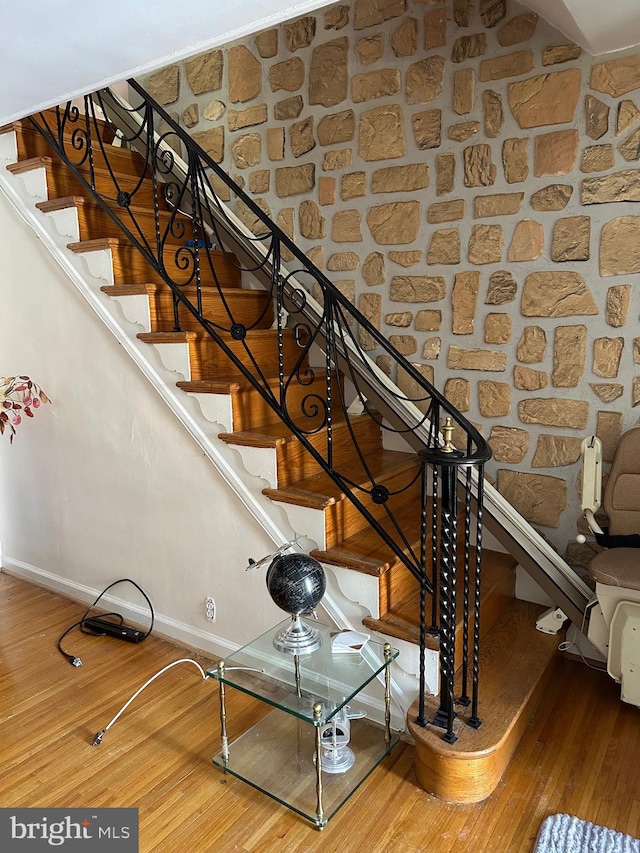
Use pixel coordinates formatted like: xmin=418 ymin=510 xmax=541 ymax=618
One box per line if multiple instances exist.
xmin=407 ymin=600 xmax=561 ymax=804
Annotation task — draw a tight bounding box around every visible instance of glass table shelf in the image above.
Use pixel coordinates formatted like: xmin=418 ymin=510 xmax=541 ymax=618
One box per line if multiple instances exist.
xmin=208 ymin=617 xmax=400 ymax=828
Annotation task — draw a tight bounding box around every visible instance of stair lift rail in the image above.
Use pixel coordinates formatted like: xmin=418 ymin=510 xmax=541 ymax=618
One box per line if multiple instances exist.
xmin=27 ymin=84 xmax=491 ymax=743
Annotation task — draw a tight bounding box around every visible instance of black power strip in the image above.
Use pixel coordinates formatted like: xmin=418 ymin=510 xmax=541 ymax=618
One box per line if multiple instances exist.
xmin=83 ymin=616 xmax=144 ymax=643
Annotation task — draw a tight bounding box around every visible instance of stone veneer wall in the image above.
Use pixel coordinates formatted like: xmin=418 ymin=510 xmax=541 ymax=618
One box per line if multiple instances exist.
xmin=140 ymin=0 xmax=640 ymax=562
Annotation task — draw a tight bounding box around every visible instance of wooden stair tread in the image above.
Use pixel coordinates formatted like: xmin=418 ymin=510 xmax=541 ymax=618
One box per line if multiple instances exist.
xmin=217 ymin=414 xmax=360 ymax=449
xmin=407 ymin=599 xmax=561 ymax=803
xmin=101 ymin=283 xmax=260 ymax=299
xmin=263 ymin=449 xmax=418 ymax=509
xmin=138 ymin=330 xmax=197 ymax=344
xmin=35 ymin=195 xmax=182 ymax=220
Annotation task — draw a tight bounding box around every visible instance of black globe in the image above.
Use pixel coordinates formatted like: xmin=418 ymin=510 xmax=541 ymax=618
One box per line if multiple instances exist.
xmin=266 ymin=553 xmax=326 ymax=615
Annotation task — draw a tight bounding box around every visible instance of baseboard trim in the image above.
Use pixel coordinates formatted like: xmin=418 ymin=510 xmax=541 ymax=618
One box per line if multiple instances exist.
xmin=1 ymin=558 xmax=239 ymax=659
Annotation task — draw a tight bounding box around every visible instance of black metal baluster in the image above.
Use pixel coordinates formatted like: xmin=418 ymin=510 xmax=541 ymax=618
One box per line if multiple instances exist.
xmin=458 ymin=462 xmax=473 ymax=708
xmin=415 ymin=457 xmax=430 ymax=727
xmin=469 ymin=465 xmax=485 ymax=729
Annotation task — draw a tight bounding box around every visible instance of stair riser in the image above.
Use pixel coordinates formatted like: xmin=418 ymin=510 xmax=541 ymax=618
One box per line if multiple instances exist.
xmin=148 ymin=289 xmax=274 ymax=334
xmin=187 ymin=332 xmax=306 ymax=381
xmin=40 ymin=161 xmax=167 ymax=210
xmin=229 ymin=376 xmax=333 ymax=432
xmin=70 ymin=203 xmax=195 ymax=247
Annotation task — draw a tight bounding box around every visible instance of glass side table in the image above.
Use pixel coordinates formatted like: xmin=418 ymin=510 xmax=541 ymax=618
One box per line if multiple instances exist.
xmin=207 ymin=618 xmax=400 ymax=829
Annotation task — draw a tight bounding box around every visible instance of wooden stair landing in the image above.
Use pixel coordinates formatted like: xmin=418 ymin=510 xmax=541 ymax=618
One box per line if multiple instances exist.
xmin=407 ymin=599 xmax=562 ymax=804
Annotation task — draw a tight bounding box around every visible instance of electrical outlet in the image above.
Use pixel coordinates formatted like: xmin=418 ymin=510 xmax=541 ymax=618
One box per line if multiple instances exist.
xmin=205 ymin=597 xmax=216 ymax=622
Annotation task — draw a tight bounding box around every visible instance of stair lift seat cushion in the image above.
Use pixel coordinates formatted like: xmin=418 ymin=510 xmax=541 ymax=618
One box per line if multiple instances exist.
xmin=590 ymin=548 xmax=640 ymax=591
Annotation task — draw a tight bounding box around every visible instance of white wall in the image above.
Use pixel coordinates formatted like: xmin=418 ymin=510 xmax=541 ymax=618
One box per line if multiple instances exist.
xmin=0 ymin=189 xmax=285 ymax=654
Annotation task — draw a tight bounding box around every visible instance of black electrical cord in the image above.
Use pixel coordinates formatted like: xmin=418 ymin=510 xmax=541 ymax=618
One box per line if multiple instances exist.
xmin=57 ymin=579 xmax=154 ymax=667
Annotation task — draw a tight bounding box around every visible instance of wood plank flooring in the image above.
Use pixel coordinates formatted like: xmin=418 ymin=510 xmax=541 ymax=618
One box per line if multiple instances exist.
xmin=1 ymin=571 xmax=639 ymax=852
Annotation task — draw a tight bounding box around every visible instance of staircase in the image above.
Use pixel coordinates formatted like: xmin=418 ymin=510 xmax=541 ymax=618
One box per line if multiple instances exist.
xmin=0 ymin=91 xmax=572 ymax=803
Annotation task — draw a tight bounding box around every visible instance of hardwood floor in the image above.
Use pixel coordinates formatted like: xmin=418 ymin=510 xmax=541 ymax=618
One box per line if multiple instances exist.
xmin=1 ymin=571 xmax=639 ymax=852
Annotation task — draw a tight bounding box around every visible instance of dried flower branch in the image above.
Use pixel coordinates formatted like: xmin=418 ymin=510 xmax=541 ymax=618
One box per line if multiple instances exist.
xmin=0 ymin=375 xmax=51 ymax=443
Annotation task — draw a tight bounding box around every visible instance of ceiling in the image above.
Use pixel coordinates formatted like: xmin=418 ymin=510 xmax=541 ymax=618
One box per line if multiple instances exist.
xmin=2 ymin=0 xmax=640 ymax=127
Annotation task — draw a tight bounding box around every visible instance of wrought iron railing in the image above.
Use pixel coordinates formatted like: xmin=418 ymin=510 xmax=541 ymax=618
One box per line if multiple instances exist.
xmin=26 ymin=81 xmax=491 ymax=742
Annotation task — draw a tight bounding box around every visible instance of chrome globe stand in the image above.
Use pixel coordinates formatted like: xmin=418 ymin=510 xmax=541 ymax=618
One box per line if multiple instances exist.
xmin=273 ymin=613 xmax=322 ymax=655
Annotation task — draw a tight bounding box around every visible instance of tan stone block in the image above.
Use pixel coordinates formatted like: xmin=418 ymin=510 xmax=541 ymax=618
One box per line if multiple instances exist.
xmin=445 ymin=378 xmax=470 ymax=412
xmin=192 ymin=127 xmax=224 ymax=162
xmin=486 ymin=270 xmax=517 ymax=304
xmin=332 ymin=209 xmax=362 ymax=242
xmin=412 ymin=110 xmax=442 ymax=149
xmin=479 ymin=380 xmax=510 ymax=417
xmin=249 ymin=170 xmax=270 ymax=194
xmin=185 ymin=50 xmax=223 ymax=96
xmin=507 ymin=219 xmax=543 ymax=262
xmin=582 ymin=170 xmax=640 ymax=204
xmin=284 ymin=16 xmax=316 ymax=52
xmin=480 ymin=51 xmax=533 ymax=83
xmin=597 ymin=411 xmax=624 ymax=463
xmin=447 ymin=346 xmax=507 ymax=371
xmin=354 ymin=0 xmax=406 ymax=30
xmin=590 ymin=383 xmax=624 ymax=403
xmin=480 ymin=0 xmax=507 ymax=27
xmin=390 ymin=276 xmax=446 ymax=302
xmin=289 ymin=117 xmax=314 ymax=158
xmin=531 ymin=184 xmax=573 ymax=210
xmin=509 ymin=70 xmax=581 ymax=128
xmin=469 ymin=224 xmax=502 ymax=264
xmin=228 ymin=46 xmax=261 ymax=103
xmin=617 ymin=100 xmax=640 ymax=135
xmin=269 ymin=58 xmax=305 ymax=93
xmin=474 ymin=192 xmax=523 ymax=218
xmin=406 ymin=56 xmax=446 ymax=104
xmin=449 ymin=122 xmax=481 ymax=142
xmin=377 ymin=356 xmax=392 ymax=376
xmin=590 ymin=54 xmax=640 ymax=98
xmin=485 ymin=313 xmax=511 ymax=344
xmin=634 ymin=377 xmax=640 ymax=408
xmin=452 ymin=35 xmax=487 ymax=63
xmin=483 ymin=90 xmax=504 ymax=138
xmin=619 ymin=127 xmax=640 ymax=162
xmin=606 ymin=285 xmax=631 ymax=328
xmin=428 ymin=199 xmax=465 ymax=223
xmin=534 ymin=129 xmax=579 ymax=176
xmin=391 ymin=17 xmax=418 ymax=56
xmin=489 ymin=426 xmax=530 ymax=464
xmin=235 ymin=197 xmax=272 ymax=236
xmin=275 ymin=163 xmax=315 ymax=197
xmin=514 ymin=366 xmax=548 ymax=391
xmin=428 ymin=228 xmax=461 ymax=265
xmin=425 ymin=8 xmax=447 ymax=49
xmin=522 ymin=271 xmax=598 ymax=317
xmin=322 ymin=149 xmax=352 ymax=171
xmin=518 ymin=398 xmax=589 ymax=429
xmin=358 ymin=292 xmax=382 ymax=351
xmin=385 ymin=312 xmax=413 ymax=328
xmin=389 ymin=334 xmax=418 ymax=355
xmin=389 ymin=250 xmax=422 ymax=267
xmin=208 ymin=173 xmax=231 ymax=202
xmin=422 ymin=337 xmax=442 ymax=359
xmin=203 ymin=100 xmax=226 ymax=122
xmin=581 ymin=145 xmax=614 ymax=173
xmin=502 ymin=138 xmax=529 ymax=184
xmin=274 ymin=96 xmax=304 ymax=121
xmin=342 ymin=172 xmax=366 ymax=200
xmin=453 ymin=0 xmax=472 ymax=27
xmin=367 ymin=201 xmax=421 ymax=244
xmin=593 ymin=337 xmax=624 ymax=378
xmin=324 ymin=5 xmax=350 ymax=30
xmin=353 ymin=69 xmax=401 ymax=103
xmin=415 ymin=309 xmax=442 ymax=331
xmin=356 ymin=35 xmax=384 ymax=65
xmin=317 ymin=110 xmax=355 ymax=146
xmin=182 ymin=104 xmax=199 ymax=129
xmin=318 ymin=176 xmax=336 ymax=206
xmin=147 ymin=66 xmax=180 ymax=105
xmin=635 ymin=339 xmax=640 ymax=363
xmin=436 ymin=153 xmax=456 ymax=195
xmin=600 ymin=216 xmax=640 ymax=276
xmin=552 ymin=325 xmax=587 ymax=387
xmin=551 ymin=216 xmax=590 ymax=262
xmin=309 ymin=38 xmax=348 ymax=106
xmin=363 ymin=252 xmax=385 ymax=286
xmin=372 ymin=164 xmax=429 ymax=193
xmin=453 ymin=69 xmax=475 ymax=116
xmin=359 ymin=104 xmax=407 ymax=161
xmin=299 ymin=200 xmax=326 ymax=239
xmin=228 ymin=104 xmax=268 ymax=131
xmin=255 ymin=29 xmax=278 ymax=58
xmin=542 ymin=44 xmax=582 ymax=66
xmin=584 ymin=95 xmax=610 ymax=140
xmin=231 ymin=133 xmax=261 ymax=169
xmin=464 ymin=144 xmax=497 ymax=187
xmin=517 ymin=326 xmax=547 ymax=363
xmin=452 ymin=271 xmax=479 ymax=333
xmin=532 ymin=435 xmax=582 ymax=469
xmin=327 ymin=251 xmax=359 ymax=271
xmin=397 ymin=364 xmax=435 ymax=414
xmin=267 ymin=127 xmax=285 ymax=162
xmin=306 ymin=246 xmax=323 ymax=269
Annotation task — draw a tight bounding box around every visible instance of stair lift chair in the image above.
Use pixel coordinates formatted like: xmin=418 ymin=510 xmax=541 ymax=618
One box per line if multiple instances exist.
xmin=582 ymin=427 xmax=640 ymax=707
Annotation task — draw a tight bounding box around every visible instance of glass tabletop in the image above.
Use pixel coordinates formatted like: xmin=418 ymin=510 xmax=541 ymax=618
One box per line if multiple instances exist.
xmin=207 ymin=617 xmax=399 ymax=725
